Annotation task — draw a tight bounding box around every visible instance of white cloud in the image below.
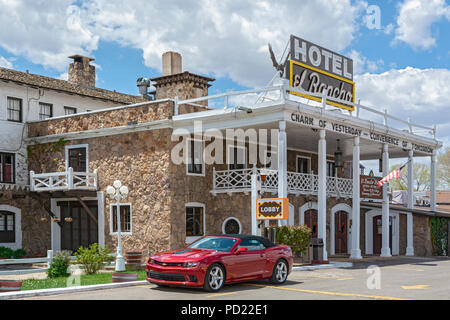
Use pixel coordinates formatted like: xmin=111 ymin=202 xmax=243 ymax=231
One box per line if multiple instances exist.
xmin=0 ymin=0 xmax=365 ymax=87
xmin=394 ymin=0 xmax=450 ymax=50
xmin=347 ymin=50 xmax=384 ymax=74
xmin=0 ymin=55 xmax=13 ymax=68
xmin=355 ymin=67 xmax=450 ymax=144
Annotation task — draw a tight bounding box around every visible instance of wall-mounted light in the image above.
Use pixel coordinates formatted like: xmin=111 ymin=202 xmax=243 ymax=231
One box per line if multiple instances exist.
xmin=334 ymin=139 xmax=343 ymax=168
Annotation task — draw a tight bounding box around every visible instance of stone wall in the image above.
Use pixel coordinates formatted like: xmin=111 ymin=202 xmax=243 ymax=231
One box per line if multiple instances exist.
xmin=413 ymin=215 xmax=433 ymax=256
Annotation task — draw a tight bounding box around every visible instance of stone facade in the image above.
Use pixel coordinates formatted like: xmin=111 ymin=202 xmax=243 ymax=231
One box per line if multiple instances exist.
xmin=68 ymin=56 xmax=96 ymax=88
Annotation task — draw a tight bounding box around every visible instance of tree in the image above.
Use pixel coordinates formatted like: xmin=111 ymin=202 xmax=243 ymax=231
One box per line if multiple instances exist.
xmin=437 ymin=147 xmax=450 ymax=189
xmin=389 ymin=163 xmax=430 ymax=191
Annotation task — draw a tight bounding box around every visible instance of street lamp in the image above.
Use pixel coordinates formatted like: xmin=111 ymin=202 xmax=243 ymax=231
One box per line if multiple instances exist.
xmin=106 ymin=180 xmax=129 ymax=272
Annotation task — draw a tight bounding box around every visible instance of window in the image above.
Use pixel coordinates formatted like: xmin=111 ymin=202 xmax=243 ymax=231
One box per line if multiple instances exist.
xmin=237 ymin=239 xmax=266 ymax=251
xmin=187 ymin=139 xmax=204 ymax=175
xmin=7 ymin=97 xmax=22 ymax=122
xmin=64 ymin=106 xmax=77 ymax=115
xmin=66 ymin=146 xmax=87 ymax=172
xmin=186 ymin=206 xmax=204 ymax=237
xmin=0 ymin=211 xmax=15 ymax=243
xmin=327 ymin=161 xmax=336 ymax=177
xmin=228 ymin=146 xmax=246 ymax=170
xmin=111 ymin=204 xmax=132 ymax=234
xmin=296 ymin=156 xmax=311 ymax=174
xmin=222 ymin=217 xmax=241 ymax=234
xmin=0 ymin=153 xmax=15 ymax=184
xmin=39 ymin=103 xmax=53 ymax=120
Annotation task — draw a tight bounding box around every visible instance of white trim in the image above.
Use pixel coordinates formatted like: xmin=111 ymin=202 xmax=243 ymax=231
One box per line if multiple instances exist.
xmin=299 ymin=202 xmax=318 ymax=225
xmin=296 ymin=155 xmax=311 ymax=174
xmin=65 ymin=144 xmax=89 ymax=172
xmin=186 ymin=137 xmax=205 ymax=176
xmin=330 ymin=203 xmax=352 ymax=255
xmin=97 ymin=192 xmax=105 ymax=248
xmin=364 ymin=209 xmax=399 ymax=255
xmin=185 ymin=202 xmax=206 ymax=244
xmin=222 ymin=217 xmax=242 ymax=234
xmin=109 ymin=203 xmax=133 ymax=236
xmin=0 ymin=205 xmax=22 ymax=250
xmin=227 ymin=145 xmax=247 ymax=170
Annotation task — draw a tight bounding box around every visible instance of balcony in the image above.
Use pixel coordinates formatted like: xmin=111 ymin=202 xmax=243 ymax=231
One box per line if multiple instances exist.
xmin=30 ymin=168 xmax=98 ymax=192
xmin=211 ymin=168 xmax=352 ymax=198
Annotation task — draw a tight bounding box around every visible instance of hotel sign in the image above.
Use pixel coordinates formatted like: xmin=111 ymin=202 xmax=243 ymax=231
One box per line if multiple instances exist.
xmin=288 ymin=35 xmax=355 ymax=111
xmin=256 ymin=198 xmax=289 ymax=220
xmin=360 ymin=170 xmax=382 ymax=199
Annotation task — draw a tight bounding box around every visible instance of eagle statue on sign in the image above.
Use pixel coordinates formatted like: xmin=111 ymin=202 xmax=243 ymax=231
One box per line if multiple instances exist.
xmin=268 ymin=43 xmax=290 ymax=78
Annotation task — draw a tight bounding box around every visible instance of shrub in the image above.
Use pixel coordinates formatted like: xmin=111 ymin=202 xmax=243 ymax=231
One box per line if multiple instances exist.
xmin=47 ymin=251 xmax=72 ymax=278
xmin=0 ymin=246 xmax=16 ymax=258
xmin=74 ymin=243 xmax=114 ymax=275
xmin=274 ymin=225 xmax=312 ymax=255
xmin=13 ymin=249 xmax=27 ymax=259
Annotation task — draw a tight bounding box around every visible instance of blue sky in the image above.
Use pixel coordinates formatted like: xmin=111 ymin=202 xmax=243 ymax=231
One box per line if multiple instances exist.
xmin=0 ymin=0 xmax=449 ymax=177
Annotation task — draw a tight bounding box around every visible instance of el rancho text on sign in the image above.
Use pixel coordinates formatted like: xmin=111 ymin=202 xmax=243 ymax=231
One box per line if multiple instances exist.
xmin=287 ymin=35 xmax=355 ymax=111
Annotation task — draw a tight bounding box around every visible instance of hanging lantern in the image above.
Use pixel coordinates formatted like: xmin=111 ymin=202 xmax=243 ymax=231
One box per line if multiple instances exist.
xmin=334 ymin=139 xmax=344 ymax=168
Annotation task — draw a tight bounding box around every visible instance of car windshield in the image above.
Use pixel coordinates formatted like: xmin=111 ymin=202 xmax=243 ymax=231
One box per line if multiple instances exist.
xmin=188 ymin=237 xmax=237 ymax=252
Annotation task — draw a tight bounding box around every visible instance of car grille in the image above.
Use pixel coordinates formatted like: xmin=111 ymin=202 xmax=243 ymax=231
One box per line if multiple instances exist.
xmin=152 ymin=260 xmax=184 ymax=267
xmin=149 ymin=271 xmax=186 ymax=282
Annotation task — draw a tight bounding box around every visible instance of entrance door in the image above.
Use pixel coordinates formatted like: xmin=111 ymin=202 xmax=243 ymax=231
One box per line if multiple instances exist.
xmin=304 ymin=209 xmax=318 ymax=238
xmin=59 ymin=201 xmax=98 ymax=252
xmin=335 ymin=211 xmax=348 ymax=254
xmin=373 ymin=216 xmax=392 ymax=255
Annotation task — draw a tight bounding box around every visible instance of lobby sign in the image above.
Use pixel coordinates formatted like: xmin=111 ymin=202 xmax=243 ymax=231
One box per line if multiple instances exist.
xmin=256 ymin=198 xmax=289 ymax=220
xmin=288 ymin=35 xmax=355 ymax=111
xmin=360 ymin=170 xmax=382 ymax=199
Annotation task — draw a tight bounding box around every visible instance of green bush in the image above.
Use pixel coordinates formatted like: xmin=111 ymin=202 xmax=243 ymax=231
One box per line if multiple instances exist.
xmin=430 ymin=217 xmax=448 ymax=256
xmin=0 ymin=247 xmax=26 ymax=259
xmin=74 ymin=243 xmax=114 ymax=275
xmin=274 ymin=225 xmax=312 ymax=255
xmin=47 ymin=251 xmax=72 ymax=278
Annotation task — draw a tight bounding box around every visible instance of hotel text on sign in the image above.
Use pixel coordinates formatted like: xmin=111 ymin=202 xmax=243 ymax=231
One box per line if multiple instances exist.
xmin=256 ymin=198 xmax=289 ymax=220
xmin=287 ymin=35 xmax=355 ymax=111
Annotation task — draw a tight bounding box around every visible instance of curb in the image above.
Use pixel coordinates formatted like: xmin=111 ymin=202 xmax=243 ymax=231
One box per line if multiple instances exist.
xmin=0 ymin=280 xmax=148 ymax=300
xmin=292 ymin=262 xmax=353 ymax=271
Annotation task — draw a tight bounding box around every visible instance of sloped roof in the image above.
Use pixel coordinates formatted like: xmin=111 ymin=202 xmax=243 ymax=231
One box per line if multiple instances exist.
xmin=0 ymin=67 xmax=144 ymax=105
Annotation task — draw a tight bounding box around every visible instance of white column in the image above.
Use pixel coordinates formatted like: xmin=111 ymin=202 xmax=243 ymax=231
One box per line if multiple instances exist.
xmin=318 ymin=129 xmax=328 ymax=261
xmin=278 ymin=121 xmax=288 ymax=226
xmin=251 ymin=170 xmax=258 ymax=236
xmin=431 ymin=150 xmax=437 ymax=212
xmin=406 ymin=150 xmax=414 ymax=256
xmin=350 ymin=137 xmax=362 ymax=259
xmin=381 ymin=143 xmax=392 ymax=257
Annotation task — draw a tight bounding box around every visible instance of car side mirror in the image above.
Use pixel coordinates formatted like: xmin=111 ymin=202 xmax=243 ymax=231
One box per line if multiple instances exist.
xmin=235 ymin=247 xmax=248 ymax=255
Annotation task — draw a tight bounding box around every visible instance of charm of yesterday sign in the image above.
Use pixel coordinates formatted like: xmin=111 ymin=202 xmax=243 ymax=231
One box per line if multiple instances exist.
xmin=287 ymin=35 xmax=355 ymax=111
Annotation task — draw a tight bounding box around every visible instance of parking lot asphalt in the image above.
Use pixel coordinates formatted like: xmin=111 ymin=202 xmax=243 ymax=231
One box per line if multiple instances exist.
xmin=17 ymin=256 xmax=450 ymax=300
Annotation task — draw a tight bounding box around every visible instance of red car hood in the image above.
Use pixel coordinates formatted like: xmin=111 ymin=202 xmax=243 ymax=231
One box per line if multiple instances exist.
xmin=151 ymin=248 xmax=217 ymax=262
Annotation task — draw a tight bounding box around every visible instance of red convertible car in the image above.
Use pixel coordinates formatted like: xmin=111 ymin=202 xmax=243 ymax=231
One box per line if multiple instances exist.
xmin=146 ymin=234 xmax=293 ymax=291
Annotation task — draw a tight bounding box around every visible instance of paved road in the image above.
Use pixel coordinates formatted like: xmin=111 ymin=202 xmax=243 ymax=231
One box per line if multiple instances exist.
xmin=19 ymin=257 xmax=450 ymax=300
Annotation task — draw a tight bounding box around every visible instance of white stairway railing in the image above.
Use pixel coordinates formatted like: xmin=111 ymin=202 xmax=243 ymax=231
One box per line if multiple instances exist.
xmin=212 ymin=168 xmax=352 ymax=198
xmin=30 ymin=167 xmax=98 ymax=192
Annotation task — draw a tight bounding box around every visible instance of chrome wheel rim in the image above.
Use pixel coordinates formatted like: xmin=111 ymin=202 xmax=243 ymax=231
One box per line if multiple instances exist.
xmin=208 ymin=266 xmax=224 ymax=290
xmin=275 ymin=261 xmax=287 ymax=282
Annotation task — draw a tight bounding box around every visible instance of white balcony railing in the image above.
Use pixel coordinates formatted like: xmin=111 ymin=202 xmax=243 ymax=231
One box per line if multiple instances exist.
xmin=30 ymin=167 xmax=98 ymax=192
xmin=212 ymin=168 xmax=352 ymax=198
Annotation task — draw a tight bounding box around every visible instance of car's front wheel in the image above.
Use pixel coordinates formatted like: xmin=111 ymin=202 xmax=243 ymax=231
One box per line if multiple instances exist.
xmin=270 ymin=259 xmax=288 ymax=284
xmin=204 ymin=263 xmax=225 ymax=292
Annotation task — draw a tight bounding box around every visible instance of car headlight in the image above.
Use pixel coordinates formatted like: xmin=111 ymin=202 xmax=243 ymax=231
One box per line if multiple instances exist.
xmin=183 ymin=262 xmax=199 ymax=267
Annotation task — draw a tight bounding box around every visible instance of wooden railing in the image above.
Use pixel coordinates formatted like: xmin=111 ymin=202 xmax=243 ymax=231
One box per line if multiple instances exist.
xmin=30 ymin=168 xmax=98 ymax=192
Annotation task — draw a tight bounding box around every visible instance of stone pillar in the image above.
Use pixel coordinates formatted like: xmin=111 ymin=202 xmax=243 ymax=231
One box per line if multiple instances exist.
xmin=431 ymin=150 xmax=437 ymax=212
xmin=350 ymin=137 xmax=362 ymax=259
xmin=406 ymin=150 xmax=414 ymax=256
xmin=278 ymin=121 xmax=288 ymax=226
xmin=381 ymin=143 xmax=392 ymax=257
xmin=318 ymin=129 xmax=328 ymax=261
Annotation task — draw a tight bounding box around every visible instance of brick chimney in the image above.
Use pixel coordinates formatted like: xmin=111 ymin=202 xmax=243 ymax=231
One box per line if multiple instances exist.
xmin=151 ymin=52 xmax=214 ymax=105
xmin=68 ymin=55 xmax=95 ymax=88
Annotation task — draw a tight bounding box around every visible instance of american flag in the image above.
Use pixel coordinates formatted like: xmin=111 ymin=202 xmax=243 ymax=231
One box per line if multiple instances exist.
xmin=377 ymin=164 xmax=406 ymax=187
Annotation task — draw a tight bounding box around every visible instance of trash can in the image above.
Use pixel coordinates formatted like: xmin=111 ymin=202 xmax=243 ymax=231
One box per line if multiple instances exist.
xmin=311 ymin=238 xmax=324 ymax=262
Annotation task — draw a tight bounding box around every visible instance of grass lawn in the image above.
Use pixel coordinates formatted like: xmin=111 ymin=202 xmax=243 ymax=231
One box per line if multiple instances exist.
xmin=21 ymin=271 xmax=147 ymax=291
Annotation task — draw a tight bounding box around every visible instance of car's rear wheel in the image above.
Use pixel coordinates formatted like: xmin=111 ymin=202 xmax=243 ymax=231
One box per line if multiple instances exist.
xmin=203 ymin=263 xmax=225 ymax=292
xmin=270 ymin=259 xmax=288 ymax=284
